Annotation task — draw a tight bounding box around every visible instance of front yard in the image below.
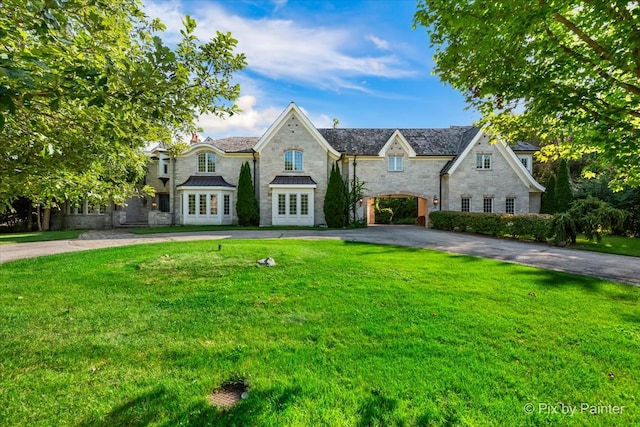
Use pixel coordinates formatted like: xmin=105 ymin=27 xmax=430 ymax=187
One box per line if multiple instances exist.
xmin=1 ymin=240 xmax=638 ymax=425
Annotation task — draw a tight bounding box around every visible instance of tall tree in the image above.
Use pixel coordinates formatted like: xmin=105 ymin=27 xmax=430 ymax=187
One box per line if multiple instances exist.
xmin=540 ymin=175 xmax=557 ymax=214
xmin=556 ymin=158 xmax=573 ymax=212
xmin=236 ymin=162 xmax=259 ymax=226
xmin=323 ymin=164 xmax=348 ymax=228
xmin=0 ymin=0 xmax=246 ymax=227
xmin=414 ymin=1 xmax=640 ymax=190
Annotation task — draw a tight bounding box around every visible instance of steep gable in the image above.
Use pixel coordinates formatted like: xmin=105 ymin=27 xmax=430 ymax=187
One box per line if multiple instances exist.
xmin=254 ymin=102 xmax=341 ymax=158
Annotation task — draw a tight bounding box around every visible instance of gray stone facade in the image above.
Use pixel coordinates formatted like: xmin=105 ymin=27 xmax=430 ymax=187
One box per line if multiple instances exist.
xmin=72 ymin=103 xmax=543 ymax=229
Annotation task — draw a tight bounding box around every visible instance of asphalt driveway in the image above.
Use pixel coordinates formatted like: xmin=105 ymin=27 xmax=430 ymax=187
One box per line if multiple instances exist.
xmin=1 ymin=226 xmax=638 ymax=287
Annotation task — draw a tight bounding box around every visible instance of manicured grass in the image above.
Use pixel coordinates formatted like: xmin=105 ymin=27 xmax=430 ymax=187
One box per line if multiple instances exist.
xmin=1 ymin=240 xmax=638 ymax=426
xmin=130 ymin=225 xmax=326 ymax=234
xmin=574 ymin=234 xmax=640 ymax=257
xmin=0 ymin=229 xmax=83 ymax=244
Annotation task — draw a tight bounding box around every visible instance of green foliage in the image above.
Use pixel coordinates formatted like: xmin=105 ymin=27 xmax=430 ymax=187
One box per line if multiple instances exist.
xmin=414 ymin=1 xmax=640 ymax=189
xmin=568 ymin=197 xmax=627 ymax=242
xmin=550 ymin=212 xmax=577 ymax=245
xmin=323 ymin=164 xmax=348 ymax=228
xmin=375 ymin=197 xmax=417 ymax=224
xmin=0 ymin=0 xmax=246 ymax=217
xmin=235 ymin=162 xmax=259 ymax=226
xmin=429 ymin=211 xmax=552 ymax=242
xmin=540 ymin=175 xmax=556 ymax=214
xmin=348 ymin=177 xmax=366 ymax=224
xmin=575 ymin=173 xmax=640 ymax=237
xmin=375 ymin=207 xmax=394 ymax=224
xmin=555 ymin=159 xmax=573 ymax=212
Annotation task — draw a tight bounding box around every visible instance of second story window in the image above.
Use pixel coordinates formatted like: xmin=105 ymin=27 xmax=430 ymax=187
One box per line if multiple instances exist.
xmin=476 ymin=154 xmax=492 ymax=169
xmin=197 ymin=152 xmax=216 ymax=173
xmin=388 ymin=156 xmax=403 ymax=171
xmin=284 ymin=150 xmax=303 ymax=171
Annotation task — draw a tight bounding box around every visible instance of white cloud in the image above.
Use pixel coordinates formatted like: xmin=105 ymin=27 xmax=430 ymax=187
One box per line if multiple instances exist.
xmin=367 ymin=34 xmax=390 ymax=50
xmin=198 ymin=95 xmax=280 ymax=137
xmin=143 ymin=1 xmax=415 ymax=91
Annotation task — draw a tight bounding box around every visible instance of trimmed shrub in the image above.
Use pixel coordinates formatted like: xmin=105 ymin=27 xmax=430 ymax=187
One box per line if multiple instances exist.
xmin=429 ymin=211 xmax=553 ymax=242
xmin=323 ymin=164 xmax=349 ymax=228
xmin=236 ymin=162 xmax=259 ymax=226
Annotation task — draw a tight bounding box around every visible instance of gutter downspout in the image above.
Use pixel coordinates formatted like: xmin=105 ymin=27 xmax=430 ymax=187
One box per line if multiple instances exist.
xmin=171 ymin=156 xmax=177 ymax=225
xmin=251 ymin=149 xmax=257 ymax=195
xmin=439 ymin=173 xmax=443 ymax=211
xmin=352 ymin=154 xmax=357 ymax=223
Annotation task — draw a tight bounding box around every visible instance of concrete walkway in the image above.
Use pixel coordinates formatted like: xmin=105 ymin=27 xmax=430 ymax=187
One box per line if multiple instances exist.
xmin=1 ymin=226 xmax=638 ymax=286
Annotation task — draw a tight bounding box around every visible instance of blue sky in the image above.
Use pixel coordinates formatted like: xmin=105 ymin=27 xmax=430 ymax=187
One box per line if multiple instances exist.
xmin=144 ymin=0 xmax=480 ymax=139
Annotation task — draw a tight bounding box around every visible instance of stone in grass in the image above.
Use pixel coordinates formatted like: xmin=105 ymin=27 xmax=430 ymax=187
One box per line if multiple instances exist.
xmin=257 ymin=257 xmax=276 ymax=267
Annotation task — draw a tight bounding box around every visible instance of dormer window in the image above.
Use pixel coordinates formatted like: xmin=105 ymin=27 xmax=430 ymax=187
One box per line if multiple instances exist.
xmin=388 ymin=156 xmax=403 ymax=172
xmin=197 ymin=152 xmax=216 ymax=173
xmin=284 ymin=150 xmax=303 ymax=171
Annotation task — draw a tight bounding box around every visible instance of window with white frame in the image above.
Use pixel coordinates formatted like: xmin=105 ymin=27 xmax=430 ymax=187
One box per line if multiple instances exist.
xmin=272 ymin=190 xmax=314 ymax=226
xmin=284 ymin=150 xmax=303 ymax=171
xmin=506 ymin=197 xmax=516 ymax=215
xmin=223 ymin=194 xmax=230 ymax=215
xmin=461 ymin=197 xmax=470 ymax=212
xmin=158 ymin=155 xmax=170 ymax=177
xmin=483 ymin=197 xmax=493 ymax=213
xmin=476 ymin=154 xmax=492 ymax=169
xmin=197 ymin=152 xmax=216 ymax=173
xmin=388 ymin=156 xmax=404 ymax=171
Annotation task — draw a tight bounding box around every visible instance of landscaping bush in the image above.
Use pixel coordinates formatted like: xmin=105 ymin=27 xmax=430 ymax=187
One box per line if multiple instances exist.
xmin=429 ymin=211 xmax=553 ymax=241
xmin=568 ymin=197 xmax=627 ymax=242
xmin=551 ymin=212 xmax=577 ymax=245
xmin=376 ymin=207 xmax=394 ymax=224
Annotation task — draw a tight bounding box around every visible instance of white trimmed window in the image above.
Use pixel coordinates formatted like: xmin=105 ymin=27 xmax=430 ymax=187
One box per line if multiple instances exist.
xmin=197 ymin=152 xmax=216 ymax=173
xmin=388 ymin=156 xmax=403 ymax=171
xmin=483 ymin=197 xmax=493 ymax=213
xmin=461 ymin=197 xmax=470 ymax=212
xmin=506 ymin=197 xmax=516 ymax=215
xmin=182 ymin=191 xmax=232 ymax=224
xmin=476 ymin=154 xmax=492 ymax=169
xmin=158 ymin=155 xmax=170 ymax=177
xmin=284 ymin=150 xmax=303 ymax=171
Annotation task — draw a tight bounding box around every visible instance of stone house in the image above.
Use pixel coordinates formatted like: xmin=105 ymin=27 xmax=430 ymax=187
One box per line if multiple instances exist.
xmin=64 ymin=102 xmax=544 ymax=228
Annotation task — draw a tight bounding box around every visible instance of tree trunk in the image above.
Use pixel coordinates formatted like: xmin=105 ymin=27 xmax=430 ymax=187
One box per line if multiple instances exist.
xmin=42 ymin=207 xmax=51 ymax=231
xmin=36 ymin=204 xmax=42 ymax=231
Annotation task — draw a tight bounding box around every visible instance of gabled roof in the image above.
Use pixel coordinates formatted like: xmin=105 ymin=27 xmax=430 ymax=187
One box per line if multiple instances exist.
xmin=317 ymin=126 xmax=481 ymax=156
xmin=201 ymin=137 xmax=258 ymax=153
xmin=177 ymin=176 xmax=235 ymax=188
xmin=253 ymin=102 xmax=341 ymax=158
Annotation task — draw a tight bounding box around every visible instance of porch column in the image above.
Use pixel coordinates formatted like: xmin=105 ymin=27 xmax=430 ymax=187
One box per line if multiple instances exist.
xmin=418 ymin=197 xmax=428 ymax=227
xmin=366 ymin=197 xmax=375 ymax=225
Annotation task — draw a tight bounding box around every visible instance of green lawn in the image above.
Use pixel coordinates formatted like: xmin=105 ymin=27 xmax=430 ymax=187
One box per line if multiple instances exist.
xmin=575 ymin=234 xmax=640 ymax=257
xmin=1 ymin=240 xmax=638 ymax=426
xmin=0 ymin=229 xmax=83 ymax=244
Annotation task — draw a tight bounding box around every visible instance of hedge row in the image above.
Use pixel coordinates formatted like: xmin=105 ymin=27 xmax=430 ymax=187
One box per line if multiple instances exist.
xmin=429 ymin=211 xmax=553 ymax=242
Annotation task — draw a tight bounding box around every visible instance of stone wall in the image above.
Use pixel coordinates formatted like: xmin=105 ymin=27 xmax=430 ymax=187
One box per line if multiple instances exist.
xmin=258 ymin=112 xmax=331 ymax=226
xmin=446 ymin=135 xmax=532 ymax=214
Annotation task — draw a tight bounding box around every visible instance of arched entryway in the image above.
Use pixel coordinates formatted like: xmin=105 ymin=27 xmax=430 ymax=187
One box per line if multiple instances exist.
xmin=364 ymin=193 xmax=437 ymax=227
